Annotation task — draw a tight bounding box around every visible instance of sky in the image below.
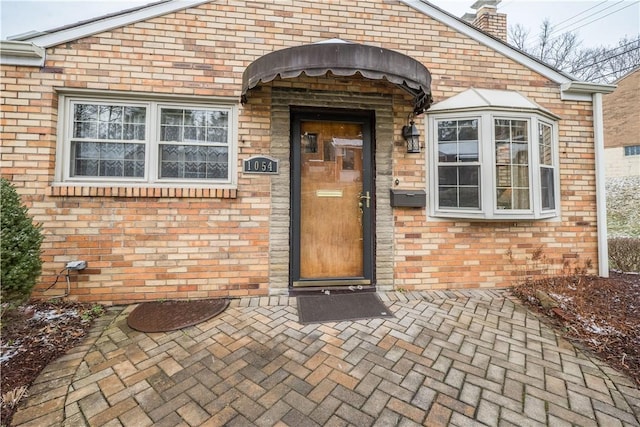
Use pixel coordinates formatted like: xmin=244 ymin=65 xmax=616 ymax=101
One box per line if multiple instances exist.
xmin=0 ymin=0 xmax=638 ymax=50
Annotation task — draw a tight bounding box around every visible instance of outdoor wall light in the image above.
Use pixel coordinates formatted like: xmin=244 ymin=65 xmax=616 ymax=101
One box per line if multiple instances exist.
xmin=402 ymin=117 xmax=421 ymax=153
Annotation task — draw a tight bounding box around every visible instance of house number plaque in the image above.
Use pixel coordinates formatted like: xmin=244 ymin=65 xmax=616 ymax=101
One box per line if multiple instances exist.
xmin=243 ymin=156 xmax=279 ymax=174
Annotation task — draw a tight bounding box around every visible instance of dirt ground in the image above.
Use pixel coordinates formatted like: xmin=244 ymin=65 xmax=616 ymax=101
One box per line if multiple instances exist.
xmin=1 ymin=273 xmax=639 ymax=425
xmin=0 ymin=300 xmax=103 ymax=425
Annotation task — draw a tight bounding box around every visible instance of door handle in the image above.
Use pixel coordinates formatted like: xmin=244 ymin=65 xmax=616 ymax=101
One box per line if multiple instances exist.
xmin=358 ymin=191 xmax=371 ymax=208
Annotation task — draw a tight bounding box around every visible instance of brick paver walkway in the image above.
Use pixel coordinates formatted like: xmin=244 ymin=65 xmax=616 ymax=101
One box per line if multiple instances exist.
xmin=13 ymin=290 xmax=640 ymax=426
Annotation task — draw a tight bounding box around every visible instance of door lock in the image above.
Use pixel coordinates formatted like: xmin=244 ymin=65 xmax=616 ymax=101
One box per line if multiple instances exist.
xmin=358 ymin=191 xmax=371 ymax=208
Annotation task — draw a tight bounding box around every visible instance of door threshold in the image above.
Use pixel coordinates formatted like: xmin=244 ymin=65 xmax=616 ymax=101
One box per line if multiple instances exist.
xmin=289 ymin=285 xmax=376 ymax=296
xmin=292 ymin=279 xmax=371 ymax=288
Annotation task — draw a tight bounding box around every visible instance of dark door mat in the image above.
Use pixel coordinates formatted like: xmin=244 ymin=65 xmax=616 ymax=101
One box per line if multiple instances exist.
xmin=297 ymin=292 xmax=394 ymax=324
xmin=127 ymin=298 xmax=229 ymax=333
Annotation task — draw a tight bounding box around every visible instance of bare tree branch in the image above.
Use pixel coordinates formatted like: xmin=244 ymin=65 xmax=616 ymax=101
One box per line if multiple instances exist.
xmin=508 ymin=20 xmax=640 ymax=83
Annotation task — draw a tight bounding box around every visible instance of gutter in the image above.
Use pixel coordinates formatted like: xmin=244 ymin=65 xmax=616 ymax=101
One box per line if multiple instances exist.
xmin=0 ymin=40 xmax=45 ymax=66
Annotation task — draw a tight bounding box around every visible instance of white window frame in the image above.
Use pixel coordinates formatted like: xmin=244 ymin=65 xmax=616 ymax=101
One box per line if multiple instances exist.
xmin=427 ymin=110 xmax=560 ymax=221
xmin=56 ymin=93 xmax=238 ymax=188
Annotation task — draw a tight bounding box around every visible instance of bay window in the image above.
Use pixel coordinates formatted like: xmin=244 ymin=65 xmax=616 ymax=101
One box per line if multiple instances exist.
xmin=427 ymin=89 xmax=560 ymax=220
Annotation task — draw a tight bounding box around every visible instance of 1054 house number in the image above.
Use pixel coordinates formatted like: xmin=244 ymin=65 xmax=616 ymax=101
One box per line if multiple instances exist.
xmin=243 ymin=156 xmax=279 ymax=174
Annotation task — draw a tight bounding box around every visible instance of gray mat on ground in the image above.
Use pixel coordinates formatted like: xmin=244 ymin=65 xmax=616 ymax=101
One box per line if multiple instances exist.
xmin=297 ymin=292 xmax=394 ymax=324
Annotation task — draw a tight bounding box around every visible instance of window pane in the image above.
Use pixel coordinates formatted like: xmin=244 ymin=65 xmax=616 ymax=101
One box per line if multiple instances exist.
xmin=439 ymin=142 xmax=457 ymax=162
xmin=159 ymin=144 xmax=229 ymax=180
xmin=541 ymin=167 xmax=555 ymax=210
xmin=459 ymin=166 xmax=479 ymax=185
xmin=74 ymin=103 xmax=145 ymax=142
xmin=512 ymin=189 xmax=530 ymax=209
xmin=496 ymin=165 xmax=511 ymax=187
xmin=437 ymin=165 xmax=480 ymax=210
xmin=624 ymin=145 xmax=640 ymax=156
xmin=513 ymin=165 xmax=529 ymax=187
xmin=494 ymin=119 xmax=530 ymax=211
xmin=123 ymin=124 xmax=145 ymax=140
xmin=512 ymin=143 xmax=528 ymax=164
xmin=438 ymin=122 xmax=457 ymax=142
xmin=438 ymin=187 xmax=458 ymax=208
xmin=123 ymin=106 xmax=146 ymax=124
xmin=459 ymin=141 xmax=478 ymax=162
xmin=71 ymin=141 xmax=145 ymax=178
xmin=98 ymin=122 xmax=122 ymax=140
xmin=161 ymin=109 xmax=184 ymax=125
xmin=511 ymin=121 xmax=528 ymax=141
xmin=161 ymin=125 xmax=181 ymax=142
xmin=459 ymin=187 xmax=480 ymax=208
xmin=207 ymin=127 xmax=229 ymax=143
xmin=74 ymin=104 xmax=98 ymax=121
xmin=458 ymin=121 xmax=478 ymax=141
xmin=74 ymin=122 xmax=97 ymax=139
xmin=438 ymin=166 xmax=457 ymax=185
xmin=98 ymin=106 xmax=123 ymax=123
xmin=496 ymin=188 xmax=511 ymax=209
xmin=539 ymin=123 xmax=553 ymax=165
xmin=160 ymin=107 xmax=229 ymax=144
xmin=438 ymin=119 xmax=478 ymax=162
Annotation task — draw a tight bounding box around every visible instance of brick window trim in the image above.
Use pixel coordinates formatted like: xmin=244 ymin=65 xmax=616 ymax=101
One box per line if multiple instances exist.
xmin=48 ymin=185 xmax=237 ymax=199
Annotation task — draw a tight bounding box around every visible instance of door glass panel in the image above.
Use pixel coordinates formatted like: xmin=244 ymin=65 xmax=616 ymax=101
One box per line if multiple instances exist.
xmin=300 ymin=121 xmax=364 ymax=279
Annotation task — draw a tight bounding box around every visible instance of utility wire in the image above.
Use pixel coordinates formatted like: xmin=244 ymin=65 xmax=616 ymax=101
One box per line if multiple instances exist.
xmin=522 ymin=0 xmax=616 ymax=49
xmin=551 ymin=0 xmax=611 ymax=29
xmin=522 ymin=1 xmax=639 ymax=51
xmin=556 ymin=1 xmax=639 ymax=35
xmin=598 ymin=63 xmax=639 ymax=78
xmin=551 ymin=0 xmax=625 ymax=35
xmin=552 ymin=0 xmax=633 ymax=33
xmin=572 ymin=45 xmax=640 ymax=72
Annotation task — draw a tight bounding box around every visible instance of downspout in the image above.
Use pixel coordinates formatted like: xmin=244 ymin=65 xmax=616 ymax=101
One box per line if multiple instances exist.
xmin=592 ymin=93 xmax=609 ymax=277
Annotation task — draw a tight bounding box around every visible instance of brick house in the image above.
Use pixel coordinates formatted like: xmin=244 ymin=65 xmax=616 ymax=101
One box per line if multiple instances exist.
xmin=0 ymin=0 xmax=615 ymax=304
xmin=603 ymin=67 xmax=640 ymax=178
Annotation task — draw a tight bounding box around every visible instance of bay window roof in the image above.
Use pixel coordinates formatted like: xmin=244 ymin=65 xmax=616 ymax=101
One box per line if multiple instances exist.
xmin=429 ymin=88 xmax=561 ymax=120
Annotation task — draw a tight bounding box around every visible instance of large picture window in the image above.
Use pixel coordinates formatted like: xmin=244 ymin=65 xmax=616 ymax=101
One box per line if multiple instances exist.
xmin=60 ymin=96 xmax=236 ymax=187
xmin=428 ymin=108 xmax=559 ymax=220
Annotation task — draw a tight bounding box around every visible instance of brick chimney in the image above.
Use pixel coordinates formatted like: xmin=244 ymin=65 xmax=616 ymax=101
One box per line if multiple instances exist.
xmin=462 ymin=0 xmax=507 ymax=42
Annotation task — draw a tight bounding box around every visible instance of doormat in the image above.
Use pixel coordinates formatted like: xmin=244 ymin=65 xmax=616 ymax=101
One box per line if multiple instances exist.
xmin=297 ymin=292 xmax=394 ymax=324
xmin=127 ymin=298 xmax=229 ymax=333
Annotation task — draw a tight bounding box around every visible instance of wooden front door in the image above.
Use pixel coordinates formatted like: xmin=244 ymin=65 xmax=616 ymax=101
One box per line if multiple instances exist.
xmin=291 ymin=110 xmax=374 ymax=287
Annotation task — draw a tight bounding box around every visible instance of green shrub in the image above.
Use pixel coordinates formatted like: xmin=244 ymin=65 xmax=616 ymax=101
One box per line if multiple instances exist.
xmin=608 ymin=237 xmax=640 ymax=273
xmin=1 ymin=178 xmax=44 ymax=303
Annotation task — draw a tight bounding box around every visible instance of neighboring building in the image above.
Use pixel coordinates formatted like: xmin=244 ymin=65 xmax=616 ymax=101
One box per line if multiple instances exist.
xmin=0 ymin=0 xmax=614 ymax=304
xmin=603 ymin=67 xmax=640 ymax=178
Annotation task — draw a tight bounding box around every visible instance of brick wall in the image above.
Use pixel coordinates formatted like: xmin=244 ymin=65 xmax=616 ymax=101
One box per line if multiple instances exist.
xmin=471 ymin=6 xmax=508 ymax=42
xmin=603 ymin=69 xmax=640 ymax=149
xmin=0 ymin=0 xmax=599 ymax=303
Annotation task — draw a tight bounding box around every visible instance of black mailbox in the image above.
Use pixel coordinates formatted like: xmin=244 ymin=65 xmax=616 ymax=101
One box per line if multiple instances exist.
xmin=390 ymin=189 xmax=426 ymax=208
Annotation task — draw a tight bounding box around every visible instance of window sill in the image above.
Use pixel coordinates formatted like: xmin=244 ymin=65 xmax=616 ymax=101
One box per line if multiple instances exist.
xmin=430 ymin=210 xmax=559 ymax=221
xmin=49 ymin=185 xmax=237 ymax=199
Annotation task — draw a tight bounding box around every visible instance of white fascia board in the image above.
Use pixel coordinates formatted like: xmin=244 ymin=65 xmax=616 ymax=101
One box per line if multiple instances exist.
xmin=0 ymin=40 xmax=45 ymax=66
xmin=560 ymin=82 xmax=617 ymax=101
xmin=17 ymin=0 xmax=211 ymax=48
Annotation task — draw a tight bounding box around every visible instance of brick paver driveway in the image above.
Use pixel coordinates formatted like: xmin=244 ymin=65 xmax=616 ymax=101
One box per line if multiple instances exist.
xmin=13 ymin=290 xmax=640 ymax=426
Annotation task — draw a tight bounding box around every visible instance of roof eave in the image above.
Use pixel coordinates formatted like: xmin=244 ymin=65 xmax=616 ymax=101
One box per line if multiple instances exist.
xmin=560 ymin=82 xmax=617 ymax=101
xmin=0 ymin=41 xmax=45 ymax=66
xmin=9 ymin=0 xmax=211 ymax=48
xmin=400 ymin=0 xmax=617 ymax=100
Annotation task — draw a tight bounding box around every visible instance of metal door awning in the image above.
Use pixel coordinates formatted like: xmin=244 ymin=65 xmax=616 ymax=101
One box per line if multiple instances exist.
xmin=241 ymin=42 xmax=433 ymax=115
